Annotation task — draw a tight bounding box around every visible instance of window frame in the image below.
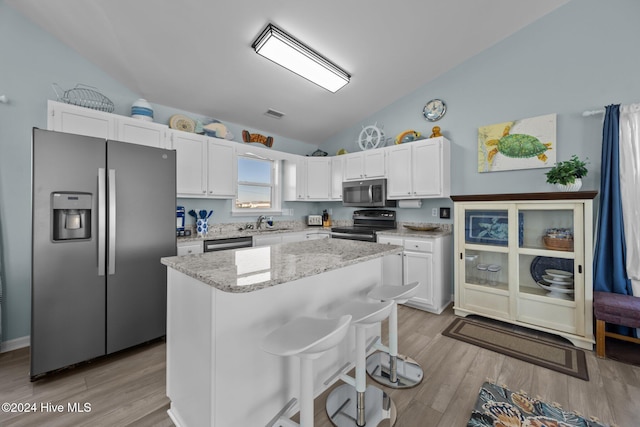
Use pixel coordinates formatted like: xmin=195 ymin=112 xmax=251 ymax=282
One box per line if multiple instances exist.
xmin=232 ymin=152 xmax=282 ymax=216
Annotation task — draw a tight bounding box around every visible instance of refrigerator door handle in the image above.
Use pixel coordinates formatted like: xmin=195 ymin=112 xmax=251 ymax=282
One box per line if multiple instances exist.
xmin=108 ymin=168 xmax=116 ymax=275
xmin=98 ymin=168 xmax=106 ymax=276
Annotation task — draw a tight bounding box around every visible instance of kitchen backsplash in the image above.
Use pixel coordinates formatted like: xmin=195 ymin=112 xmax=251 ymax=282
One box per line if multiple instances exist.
xmin=182 ymin=219 xmax=451 ymax=237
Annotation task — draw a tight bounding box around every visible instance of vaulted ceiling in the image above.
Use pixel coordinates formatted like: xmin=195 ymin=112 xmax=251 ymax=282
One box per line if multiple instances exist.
xmin=7 ymin=0 xmax=568 ymax=145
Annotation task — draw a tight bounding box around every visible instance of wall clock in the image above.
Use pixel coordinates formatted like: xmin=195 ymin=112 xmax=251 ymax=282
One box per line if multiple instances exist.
xmin=423 ymin=99 xmax=446 ymax=122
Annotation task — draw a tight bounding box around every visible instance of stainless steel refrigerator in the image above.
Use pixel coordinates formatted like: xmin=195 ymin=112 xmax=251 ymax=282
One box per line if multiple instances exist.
xmin=31 ymin=128 xmax=176 ymax=379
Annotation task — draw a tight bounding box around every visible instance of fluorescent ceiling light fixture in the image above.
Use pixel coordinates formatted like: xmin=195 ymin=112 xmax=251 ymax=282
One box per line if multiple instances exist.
xmin=252 ymin=24 xmax=350 ymax=93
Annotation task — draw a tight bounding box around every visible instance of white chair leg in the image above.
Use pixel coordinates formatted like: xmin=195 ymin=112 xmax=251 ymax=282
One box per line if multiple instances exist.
xmin=300 ymin=357 xmax=314 ymax=427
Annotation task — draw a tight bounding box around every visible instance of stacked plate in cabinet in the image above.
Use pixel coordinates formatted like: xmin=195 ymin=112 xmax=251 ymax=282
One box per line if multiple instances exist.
xmin=536 ymin=269 xmax=574 ymax=300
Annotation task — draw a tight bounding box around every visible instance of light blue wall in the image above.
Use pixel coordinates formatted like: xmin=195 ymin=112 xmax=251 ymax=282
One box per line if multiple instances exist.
xmin=0 ymin=1 xmax=316 ymax=343
xmin=320 ymin=0 xmax=640 ymax=222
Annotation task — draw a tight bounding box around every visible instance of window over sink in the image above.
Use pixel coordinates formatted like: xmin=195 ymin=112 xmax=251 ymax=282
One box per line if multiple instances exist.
xmin=233 ymin=154 xmax=281 ymax=215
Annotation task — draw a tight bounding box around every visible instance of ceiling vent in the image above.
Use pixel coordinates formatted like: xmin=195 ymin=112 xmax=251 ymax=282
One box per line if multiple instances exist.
xmin=264 ymin=108 xmax=285 ymax=119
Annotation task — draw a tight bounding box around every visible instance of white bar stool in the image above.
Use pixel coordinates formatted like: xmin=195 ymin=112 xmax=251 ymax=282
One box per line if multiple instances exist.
xmin=261 ymin=315 xmax=353 ymax=427
xmin=365 ymin=281 xmax=424 ymax=389
xmin=324 ymin=300 xmax=396 ymax=427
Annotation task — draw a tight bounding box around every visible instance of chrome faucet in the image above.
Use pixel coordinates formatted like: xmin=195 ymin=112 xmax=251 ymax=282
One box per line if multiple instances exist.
xmin=256 ymin=215 xmax=267 ymax=229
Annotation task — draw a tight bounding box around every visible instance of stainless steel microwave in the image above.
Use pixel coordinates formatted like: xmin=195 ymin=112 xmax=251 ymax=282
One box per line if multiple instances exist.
xmin=342 ymin=178 xmax=397 ymax=207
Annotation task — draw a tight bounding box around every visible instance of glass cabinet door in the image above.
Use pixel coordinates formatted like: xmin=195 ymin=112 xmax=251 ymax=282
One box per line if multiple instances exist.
xmin=460 ymin=207 xmax=511 ymax=291
xmin=516 ymin=204 xmax=582 ymax=302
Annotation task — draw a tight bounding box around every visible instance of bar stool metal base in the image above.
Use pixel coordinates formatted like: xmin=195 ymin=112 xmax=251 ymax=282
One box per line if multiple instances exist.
xmin=325 ymin=384 xmax=397 ymax=427
xmin=366 ymin=351 xmax=423 ymax=389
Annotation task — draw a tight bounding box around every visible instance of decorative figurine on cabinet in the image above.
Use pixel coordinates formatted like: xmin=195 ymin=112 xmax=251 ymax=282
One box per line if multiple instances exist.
xmin=430 ymin=126 xmax=442 ymax=138
xmin=242 ymin=130 xmax=274 ymax=147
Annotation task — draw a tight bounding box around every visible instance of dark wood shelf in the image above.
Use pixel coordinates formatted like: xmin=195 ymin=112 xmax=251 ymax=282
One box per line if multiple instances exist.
xmin=451 ymin=191 xmax=597 ymax=202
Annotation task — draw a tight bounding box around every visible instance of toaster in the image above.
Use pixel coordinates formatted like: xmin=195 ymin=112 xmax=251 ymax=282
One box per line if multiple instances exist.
xmin=307 ymin=215 xmax=323 ymax=226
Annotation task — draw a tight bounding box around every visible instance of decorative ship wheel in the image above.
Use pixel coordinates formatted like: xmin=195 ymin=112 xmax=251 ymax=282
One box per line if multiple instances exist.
xmin=358 ymin=123 xmax=385 ymax=150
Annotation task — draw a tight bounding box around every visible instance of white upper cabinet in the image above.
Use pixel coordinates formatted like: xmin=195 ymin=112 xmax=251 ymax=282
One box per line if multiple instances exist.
xmin=48 ymin=100 xmax=116 ymax=139
xmin=305 ymin=157 xmax=331 ymax=200
xmin=282 ymin=156 xmax=307 ymax=201
xmin=387 ymin=137 xmax=450 ymax=199
xmin=386 ymin=144 xmax=412 ymax=198
xmin=207 ymin=138 xmax=237 ymax=198
xmin=48 ymin=100 xmax=168 ymax=149
xmin=283 ymin=156 xmax=333 ymax=201
xmin=331 ymin=156 xmax=345 ymax=200
xmin=170 ymin=131 xmax=237 ymax=199
xmin=343 ymin=150 xmax=386 ymax=180
xmin=171 ymin=130 xmax=207 ymax=197
xmin=116 ymin=116 xmax=168 ymax=148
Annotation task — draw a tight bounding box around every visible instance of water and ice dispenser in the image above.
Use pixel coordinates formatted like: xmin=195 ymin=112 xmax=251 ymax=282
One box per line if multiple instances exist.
xmin=52 ymin=192 xmax=92 ymax=241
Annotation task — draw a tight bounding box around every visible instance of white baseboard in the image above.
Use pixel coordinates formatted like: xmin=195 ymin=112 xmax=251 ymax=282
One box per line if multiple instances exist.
xmin=0 ymin=335 xmax=30 ymax=353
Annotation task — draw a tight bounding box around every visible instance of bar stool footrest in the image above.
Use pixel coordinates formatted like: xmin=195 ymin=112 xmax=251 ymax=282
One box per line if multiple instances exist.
xmin=366 ymin=351 xmax=423 ymax=389
xmin=326 ymin=383 xmax=397 ymax=427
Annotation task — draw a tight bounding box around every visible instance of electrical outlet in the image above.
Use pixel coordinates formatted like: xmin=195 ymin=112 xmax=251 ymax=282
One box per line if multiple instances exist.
xmin=432 ymin=208 xmax=438 ymax=217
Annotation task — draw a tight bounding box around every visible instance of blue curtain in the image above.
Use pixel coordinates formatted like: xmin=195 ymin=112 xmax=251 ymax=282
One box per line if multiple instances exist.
xmin=593 ymin=104 xmax=634 ymax=336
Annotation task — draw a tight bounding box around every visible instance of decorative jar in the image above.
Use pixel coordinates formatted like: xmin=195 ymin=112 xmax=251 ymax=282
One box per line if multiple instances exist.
xmin=131 ymin=98 xmax=154 ymax=121
xmin=196 ymin=219 xmax=208 ymax=237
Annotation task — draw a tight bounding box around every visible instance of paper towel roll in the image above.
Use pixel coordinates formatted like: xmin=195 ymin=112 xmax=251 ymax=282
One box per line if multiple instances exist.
xmin=397 ymin=200 xmax=422 ymax=208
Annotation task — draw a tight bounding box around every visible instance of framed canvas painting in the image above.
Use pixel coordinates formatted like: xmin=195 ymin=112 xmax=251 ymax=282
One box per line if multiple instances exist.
xmin=478 ymin=113 xmax=556 ymax=172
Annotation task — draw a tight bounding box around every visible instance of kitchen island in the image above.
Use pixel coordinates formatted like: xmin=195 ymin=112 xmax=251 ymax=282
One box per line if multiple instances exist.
xmin=161 ymin=238 xmax=402 ymax=427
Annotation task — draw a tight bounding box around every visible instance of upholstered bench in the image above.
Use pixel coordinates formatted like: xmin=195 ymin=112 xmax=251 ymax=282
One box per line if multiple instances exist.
xmin=593 ymin=291 xmax=640 ymax=358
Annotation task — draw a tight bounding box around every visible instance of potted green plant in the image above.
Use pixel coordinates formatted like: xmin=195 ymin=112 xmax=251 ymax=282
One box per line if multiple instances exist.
xmin=545 ymin=155 xmax=589 ymax=191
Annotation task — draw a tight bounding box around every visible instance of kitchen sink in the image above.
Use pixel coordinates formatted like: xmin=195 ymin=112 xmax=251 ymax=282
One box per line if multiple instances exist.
xmin=259 ymin=228 xmax=291 ymax=232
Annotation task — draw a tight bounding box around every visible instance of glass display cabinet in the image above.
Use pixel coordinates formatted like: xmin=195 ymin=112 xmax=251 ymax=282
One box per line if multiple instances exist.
xmin=451 ymin=191 xmax=597 ymax=350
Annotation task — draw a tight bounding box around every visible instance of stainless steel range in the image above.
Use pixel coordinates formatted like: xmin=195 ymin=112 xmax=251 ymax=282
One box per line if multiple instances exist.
xmin=331 ymin=209 xmax=397 ymax=242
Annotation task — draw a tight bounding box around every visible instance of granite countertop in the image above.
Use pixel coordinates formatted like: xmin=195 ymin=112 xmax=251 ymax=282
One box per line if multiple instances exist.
xmin=177 ymin=223 xmax=335 ymax=243
xmin=161 ymin=239 xmax=402 ymax=293
xmin=376 ymin=225 xmax=452 ymax=239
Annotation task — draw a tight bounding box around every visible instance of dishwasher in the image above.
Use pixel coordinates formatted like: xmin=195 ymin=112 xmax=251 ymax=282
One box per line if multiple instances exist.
xmin=204 ymin=236 xmax=253 ymax=252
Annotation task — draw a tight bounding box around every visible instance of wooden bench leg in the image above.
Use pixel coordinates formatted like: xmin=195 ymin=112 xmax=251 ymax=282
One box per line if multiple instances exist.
xmin=596 ymin=319 xmax=606 ymax=358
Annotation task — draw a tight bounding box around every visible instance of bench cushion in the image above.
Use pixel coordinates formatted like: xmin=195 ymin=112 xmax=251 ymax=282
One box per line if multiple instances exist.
xmin=594 ymin=291 xmax=640 ymax=328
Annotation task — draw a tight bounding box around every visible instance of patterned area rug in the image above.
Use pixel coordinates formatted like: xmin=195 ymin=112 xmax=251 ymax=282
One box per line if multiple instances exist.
xmin=468 ymin=382 xmax=609 ymax=426
xmin=442 ymin=317 xmax=589 ymax=380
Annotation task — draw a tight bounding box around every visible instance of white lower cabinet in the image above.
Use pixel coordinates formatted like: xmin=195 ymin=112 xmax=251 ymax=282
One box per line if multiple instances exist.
xmin=253 ymin=234 xmax=283 ymax=247
xmin=177 ymin=241 xmax=204 ymax=256
xmin=451 ymin=192 xmax=597 ymax=350
xmin=378 ymin=233 xmax=452 ymax=314
xmin=254 ymin=230 xmax=331 ymax=246
xmin=306 ymin=231 xmax=331 ymax=240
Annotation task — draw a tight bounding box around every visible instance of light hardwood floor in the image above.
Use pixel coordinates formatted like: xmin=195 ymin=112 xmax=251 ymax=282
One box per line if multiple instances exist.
xmin=1 ymin=305 xmax=639 ymax=427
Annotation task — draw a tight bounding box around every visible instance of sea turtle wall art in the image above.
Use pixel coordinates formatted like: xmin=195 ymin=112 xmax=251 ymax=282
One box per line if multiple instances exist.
xmin=478 ymin=113 xmax=556 ymax=172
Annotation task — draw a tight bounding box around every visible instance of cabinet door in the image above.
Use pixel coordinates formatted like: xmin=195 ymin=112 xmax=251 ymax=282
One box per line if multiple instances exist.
xmin=412 ymin=140 xmax=441 ymax=196
xmin=378 ymin=236 xmax=404 ymax=286
xmin=331 ymin=156 xmax=344 ymax=200
xmin=48 ymin=100 xmax=115 ymax=139
xmin=364 ymin=150 xmax=385 ymax=178
xmin=306 ymin=232 xmax=331 ymax=240
xmin=207 ymin=139 xmax=236 ymax=198
xmin=515 ymin=204 xmax=583 ymax=334
xmin=282 ymin=232 xmax=306 ymax=243
xmin=171 ymin=131 xmax=207 ymax=197
xmin=343 ymin=154 xmax=364 ymax=180
xmin=177 ymin=242 xmax=203 ymax=256
xmin=306 ymin=158 xmax=331 ymax=200
xmin=386 ymin=145 xmax=412 ymax=198
xmin=253 ymin=235 xmax=282 ymax=247
xmin=116 ymin=117 xmax=167 ymax=148
xmin=404 ymin=251 xmax=434 ymax=307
